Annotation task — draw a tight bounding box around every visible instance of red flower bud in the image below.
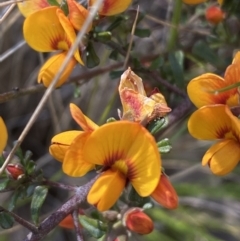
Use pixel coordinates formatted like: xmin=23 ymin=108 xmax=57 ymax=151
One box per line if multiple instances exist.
xmin=205 ymin=6 xmax=225 ymax=25
xmin=5 ymin=164 xmax=24 ymax=180
xmin=123 ymin=208 xmax=153 ymax=234
xmin=151 ymin=173 xmax=178 ymax=209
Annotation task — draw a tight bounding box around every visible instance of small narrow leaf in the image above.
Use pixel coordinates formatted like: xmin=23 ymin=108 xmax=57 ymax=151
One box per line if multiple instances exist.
xmin=31 ymin=186 xmax=48 ymax=225
xmin=147 ymin=117 xmax=169 ymax=135
xmin=47 ymin=0 xmax=60 ymax=7
xmin=86 ymin=42 xmax=100 ymax=68
xmin=0 ymin=212 xmax=14 ymax=229
xmin=128 ymin=187 xmax=150 ymax=207
xmin=78 ymin=215 xmax=107 ymax=238
xmin=157 ymin=138 xmax=172 ymax=154
xmin=0 ymin=179 xmax=10 ymax=191
xmin=134 ymin=28 xmax=151 ymax=38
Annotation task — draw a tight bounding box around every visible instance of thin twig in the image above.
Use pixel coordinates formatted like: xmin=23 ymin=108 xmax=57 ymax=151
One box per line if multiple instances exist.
xmin=0 ymin=206 xmax=38 ymax=233
xmin=0 ymin=3 xmax=15 ymax=23
xmin=72 ymin=209 xmax=84 ymax=241
xmin=123 ymin=5 xmax=139 ymax=69
xmin=41 ymin=179 xmax=77 ymax=191
xmin=24 ymin=176 xmax=98 ymax=241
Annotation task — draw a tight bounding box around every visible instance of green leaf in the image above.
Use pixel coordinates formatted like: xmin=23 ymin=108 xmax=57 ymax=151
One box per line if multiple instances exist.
xmin=60 ymin=0 xmax=69 ymax=15
xmin=168 ymin=51 xmax=184 ymax=87
xmin=109 ymin=50 xmax=119 ymax=61
xmin=107 ymin=16 xmax=124 ymax=31
xmin=78 ymin=215 xmax=107 ymax=238
xmin=147 ymin=117 xmax=169 ymax=135
xmin=128 ymin=186 xmax=150 ymax=207
xmin=93 ymin=31 xmax=112 ymax=42
xmin=47 ymin=0 xmax=60 ymax=7
xmin=149 ymin=56 xmax=164 ymax=70
xmin=22 ymin=150 xmax=33 ymax=166
xmin=157 ymin=138 xmax=172 ymax=153
xmin=8 ymin=189 xmax=21 ymax=211
xmin=86 ymin=42 xmax=100 ymax=68
xmin=26 ymin=160 xmax=36 ymax=175
xmin=0 ymin=179 xmax=10 ymax=191
xmin=222 ymin=0 xmax=240 ymax=17
xmin=192 ymin=40 xmax=222 ymax=67
xmin=109 ymin=70 xmax=123 ymax=79
xmin=134 ymin=28 xmax=151 ymax=38
xmin=0 ymin=212 xmax=14 ymax=229
xmin=31 ymin=186 xmax=48 ymax=225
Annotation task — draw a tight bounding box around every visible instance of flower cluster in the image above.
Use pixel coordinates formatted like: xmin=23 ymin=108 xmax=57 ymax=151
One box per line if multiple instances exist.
xmin=49 ymin=68 xmax=178 ymax=222
xmin=187 ymin=52 xmax=240 ymax=175
xmin=18 ymin=0 xmax=132 ymax=87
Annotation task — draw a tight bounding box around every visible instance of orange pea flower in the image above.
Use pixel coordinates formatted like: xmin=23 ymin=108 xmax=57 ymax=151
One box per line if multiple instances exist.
xmin=188 ymin=104 xmax=240 ymax=175
xmin=187 ymin=52 xmax=240 ymax=108
xmin=62 ymin=121 xmax=161 ymax=211
xmin=151 ymin=172 xmax=178 ymax=209
xmin=123 ymin=208 xmax=154 ymax=234
xmin=119 ymin=68 xmax=171 ymax=123
xmin=23 ymin=6 xmax=84 ymax=87
xmin=50 ymin=103 xmax=98 ymax=162
xmin=89 ymin=0 xmax=132 ymax=16
xmin=0 ymin=117 xmax=8 ymax=154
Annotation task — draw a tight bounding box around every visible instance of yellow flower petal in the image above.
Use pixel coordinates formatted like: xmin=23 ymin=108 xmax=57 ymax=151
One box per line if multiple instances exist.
xmin=89 ymin=0 xmax=132 ymax=16
xmin=202 ymin=139 xmax=240 ymax=175
xmin=188 ymin=105 xmax=240 ymax=140
xmin=24 ymin=7 xmax=73 ymax=52
xmin=0 ymin=117 xmax=7 ymax=154
xmin=67 ymin=0 xmax=91 ymax=32
xmin=83 ymin=121 xmax=161 ymax=196
xmin=87 ymin=169 xmax=126 ymax=211
xmin=38 ymin=52 xmax=77 ymax=88
xmin=49 ymin=130 xmax=81 ymax=162
xmin=17 ymin=0 xmax=52 ymax=17
xmin=70 ymin=103 xmax=99 ymax=131
xmin=63 ymin=132 xmax=95 ymax=176
xmin=56 ymin=8 xmax=83 ymax=65
xmin=182 ymin=0 xmax=206 ymax=4
xmin=187 ymin=73 xmax=239 ymax=108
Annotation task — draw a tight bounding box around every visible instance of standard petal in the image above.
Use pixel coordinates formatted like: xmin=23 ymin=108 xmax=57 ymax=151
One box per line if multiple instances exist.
xmin=202 ymin=140 xmax=240 ymax=175
xmin=17 ymin=0 xmax=51 ymax=17
xmin=187 ymin=73 xmax=239 ymax=108
xmin=119 ymin=68 xmax=146 ymax=96
xmin=63 ymin=132 xmax=95 ymax=176
xmin=70 ymin=103 xmax=99 ymax=131
xmin=0 ymin=117 xmax=7 ymax=154
xmin=67 ymin=0 xmax=91 ymax=32
xmin=56 ymin=8 xmax=83 ymax=65
xmin=89 ymin=0 xmax=132 ymax=16
xmin=38 ymin=53 xmax=77 ymax=88
xmin=87 ymin=170 xmax=126 ymax=211
xmin=188 ymin=105 xmax=239 ymax=140
xmin=49 ymin=130 xmax=81 ymax=162
xmin=24 ymin=7 xmax=72 ymax=52
xmin=83 ymin=121 xmax=161 ymax=196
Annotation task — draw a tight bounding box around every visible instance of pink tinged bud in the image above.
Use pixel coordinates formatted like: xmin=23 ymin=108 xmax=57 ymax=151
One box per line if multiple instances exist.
xmin=5 ymin=164 xmax=25 ymax=180
xmin=123 ymin=208 xmax=154 ymax=234
xmin=151 ymin=173 xmax=178 ymax=209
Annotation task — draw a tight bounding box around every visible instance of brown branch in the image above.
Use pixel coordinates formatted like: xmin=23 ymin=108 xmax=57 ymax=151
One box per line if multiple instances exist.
xmin=0 ymin=63 xmax=122 ymax=104
xmin=24 ymin=176 xmax=98 ymax=241
xmin=72 ymin=209 xmax=84 ymax=241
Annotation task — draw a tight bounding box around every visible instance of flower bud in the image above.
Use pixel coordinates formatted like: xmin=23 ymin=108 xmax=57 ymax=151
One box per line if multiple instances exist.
xmin=151 ymin=173 xmax=178 ymax=209
xmin=205 ymin=6 xmax=225 ymax=25
xmin=122 ymin=208 xmax=153 ymax=234
xmin=5 ymin=164 xmax=24 ymax=180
